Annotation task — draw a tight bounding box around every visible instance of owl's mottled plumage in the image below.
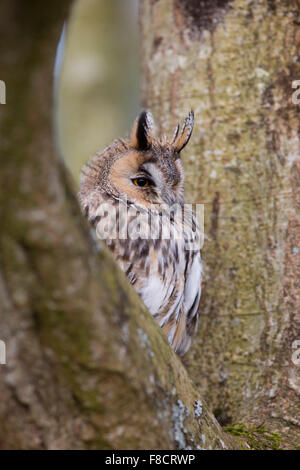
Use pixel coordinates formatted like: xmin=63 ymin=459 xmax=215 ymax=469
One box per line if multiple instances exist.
xmin=79 ymin=110 xmax=202 ymax=355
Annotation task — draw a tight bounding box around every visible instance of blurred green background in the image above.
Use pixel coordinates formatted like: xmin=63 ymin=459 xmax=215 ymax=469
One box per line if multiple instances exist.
xmin=56 ymin=0 xmax=140 ymax=183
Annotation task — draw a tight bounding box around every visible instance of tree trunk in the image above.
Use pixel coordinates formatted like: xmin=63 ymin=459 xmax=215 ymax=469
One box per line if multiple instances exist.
xmin=0 ymin=0 xmax=237 ymax=450
xmin=140 ymin=0 xmax=300 ymax=448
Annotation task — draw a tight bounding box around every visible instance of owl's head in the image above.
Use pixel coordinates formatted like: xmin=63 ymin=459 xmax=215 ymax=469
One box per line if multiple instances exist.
xmin=79 ymin=110 xmax=194 ymax=213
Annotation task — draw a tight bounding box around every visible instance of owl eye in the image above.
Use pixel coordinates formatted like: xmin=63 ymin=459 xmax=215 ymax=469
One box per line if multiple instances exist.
xmin=132 ymin=177 xmax=152 ymax=187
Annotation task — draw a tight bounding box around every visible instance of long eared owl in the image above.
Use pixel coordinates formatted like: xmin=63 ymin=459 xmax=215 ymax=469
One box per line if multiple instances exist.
xmin=79 ymin=110 xmax=202 ymax=355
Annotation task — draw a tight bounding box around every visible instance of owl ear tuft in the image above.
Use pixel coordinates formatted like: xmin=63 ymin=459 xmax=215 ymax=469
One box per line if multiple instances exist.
xmin=172 ymin=124 xmax=180 ymax=143
xmin=172 ymin=110 xmax=194 ymax=153
xmin=131 ymin=110 xmax=154 ymax=150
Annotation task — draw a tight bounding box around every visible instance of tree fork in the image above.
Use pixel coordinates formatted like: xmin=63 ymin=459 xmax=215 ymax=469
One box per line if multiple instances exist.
xmin=0 ymin=0 xmax=237 ymax=450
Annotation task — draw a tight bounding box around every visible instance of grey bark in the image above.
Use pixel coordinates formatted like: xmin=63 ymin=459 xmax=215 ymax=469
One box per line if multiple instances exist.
xmin=140 ymin=0 xmax=300 ymax=448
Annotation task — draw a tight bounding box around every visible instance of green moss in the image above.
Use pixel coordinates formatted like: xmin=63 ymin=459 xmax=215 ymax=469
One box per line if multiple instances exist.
xmin=213 ymin=407 xmax=223 ymax=420
xmin=224 ymin=424 xmax=284 ymax=450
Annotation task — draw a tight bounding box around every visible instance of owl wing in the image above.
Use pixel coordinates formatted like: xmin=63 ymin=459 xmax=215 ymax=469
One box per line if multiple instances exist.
xmin=170 ymin=249 xmax=202 ymax=356
xmin=183 ymin=251 xmax=202 ymax=336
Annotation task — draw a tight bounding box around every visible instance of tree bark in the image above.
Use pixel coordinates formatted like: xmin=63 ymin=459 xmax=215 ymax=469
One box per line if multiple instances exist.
xmin=0 ymin=0 xmax=237 ymax=450
xmin=140 ymin=0 xmax=300 ymax=448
